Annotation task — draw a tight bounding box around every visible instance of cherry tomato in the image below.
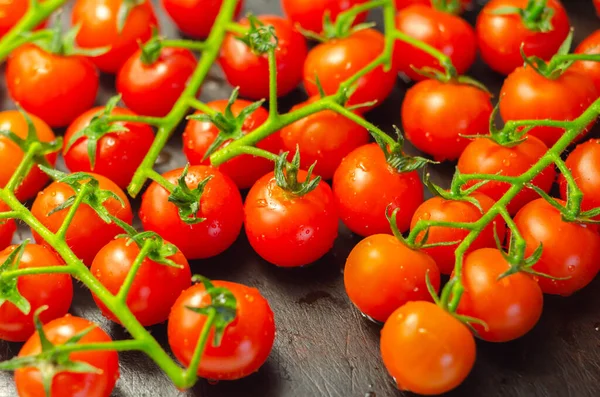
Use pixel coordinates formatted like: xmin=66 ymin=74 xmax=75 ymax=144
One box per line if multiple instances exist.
xmin=476 ymin=0 xmax=570 ymax=76
xmin=596 ymin=0 xmax=600 ymax=17
xmin=31 ymin=173 xmax=133 ymax=266
xmin=457 ymin=135 xmax=556 ymax=215
xmin=219 ymin=15 xmax=307 ymax=100
xmin=5 ymin=44 xmax=99 ymax=128
xmin=394 ymin=5 xmax=476 ymax=81
xmin=91 ymin=237 xmax=191 ymax=326
xmin=183 ymin=99 xmax=281 ymax=189
xmin=15 ymin=315 xmax=119 ymax=397
xmin=168 ymin=281 xmax=275 ymax=380
xmin=572 ymin=30 xmax=600 ymax=93
xmin=280 ymin=97 xmax=369 ymax=180
xmin=0 ymin=110 xmax=57 ymax=201
xmin=72 ymin=0 xmax=159 ymax=73
xmin=395 ymin=0 xmax=471 ymax=12
xmin=281 ymin=0 xmax=368 ymax=33
xmin=456 ymin=248 xmax=543 ymax=342
xmin=402 ymin=79 xmax=492 ymax=161
xmin=117 ymin=47 xmax=198 ymax=117
xmin=139 ymin=166 xmax=243 ymax=259
xmin=344 ymin=234 xmax=440 ymax=323
xmin=514 ymin=198 xmax=600 ymax=296
xmin=0 ymin=244 xmax=73 ymax=342
xmin=244 ymin=170 xmax=338 ymax=267
xmin=0 ymin=201 xmax=16 ymax=250
xmin=500 ymin=66 xmax=598 ymax=148
xmin=162 ymin=0 xmax=244 ymax=39
xmin=381 ymin=301 xmax=476 ymax=395
xmin=333 ymin=143 xmax=423 ymax=236
xmin=0 ymin=0 xmax=46 ymax=38
xmin=559 ymin=139 xmax=600 ymax=214
xmin=304 ymin=29 xmax=396 ymax=110
xmin=63 ymin=106 xmax=155 ymax=189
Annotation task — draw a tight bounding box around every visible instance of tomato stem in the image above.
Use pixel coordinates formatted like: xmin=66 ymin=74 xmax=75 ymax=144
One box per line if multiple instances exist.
xmin=116 ymin=239 xmax=153 ymax=303
xmin=0 ymin=265 xmax=73 ymax=280
xmin=181 ymin=308 xmax=217 ymax=387
xmin=235 ymin=145 xmax=281 ymax=162
xmin=106 ymin=113 xmax=165 ymax=127
xmin=267 ymin=49 xmax=279 ymax=119
xmin=146 ymin=169 xmax=176 ymax=192
xmin=55 ymin=183 xmax=92 ymax=240
xmin=161 ymin=39 xmax=207 ymax=52
xmin=4 ymin=142 xmax=40 ymax=192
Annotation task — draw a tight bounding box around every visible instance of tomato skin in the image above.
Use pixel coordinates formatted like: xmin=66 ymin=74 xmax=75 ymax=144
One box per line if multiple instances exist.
xmin=31 ymin=173 xmax=133 ymax=266
xmin=244 ymin=170 xmax=338 ymax=267
xmin=457 ymin=136 xmax=556 ymax=215
xmin=333 ymin=143 xmax=423 ymax=237
xmin=168 ymin=281 xmax=275 ymax=380
xmin=476 ymin=0 xmax=570 ymax=76
xmin=456 ymin=248 xmax=543 ymax=342
xmin=0 ymin=202 xmax=16 ymax=250
xmin=162 ymin=0 xmax=244 ymax=39
xmin=72 ymin=0 xmax=159 ymax=74
xmin=394 ymin=5 xmax=476 ymax=81
xmin=281 ymin=0 xmax=368 ymax=33
xmin=344 ymin=234 xmax=440 ymax=323
xmin=596 ymin=0 xmax=600 ymax=17
xmin=572 ymin=30 xmax=600 ymax=93
xmin=91 ymin=237 xmax=191 ymax=326
xmin=0 ymin=244 xmax=73 ymax=342
xmin=395 ymin=0 xmax=471 ymax=11
xmin=15 ymin=315 xmax=119 ymax=397
xmin=183 ymin=99 xmax=281 ymax=189
xmin=219 ymin=15 xmax=307 ymax=100
xmin=139 ymin=166 xmax=243 ymax=259
xmin=381 ymin=301 xmax=476 ymax=395
xmin=559 ymin=139 xmax=600 ymax=213
xmin=402 ymin=79 xmax=492 ymax=161
xmin=0 ymin=0 xmax=46 ymax=38
xmin=280 ymin=97 xmax=369 ymax=180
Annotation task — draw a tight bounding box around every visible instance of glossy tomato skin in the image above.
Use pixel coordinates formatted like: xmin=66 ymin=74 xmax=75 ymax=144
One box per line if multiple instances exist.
xmin=15 ymin=315 xmax=119 ymax=397
xmin=395 ymin=0 xmax=471 ymax=11
xmin=162 ymin=0 xmax=244 ymax=39
xmin=596 ymin=0 xmax=600 ymax=17
xmin=117 ymin=47 xmax=198 ymax=117
xmin=572 ymin=30 xmax=600 ymax=93
xmin=500 ymin=66 xmax=598 ymax=148
xmin=0 ymin=244 xmax=73 ymax=342
xmin=72 ymin=0 xmax=158 ymax=73
xmin=0 ymin=202 xmax=16 ymax=250
xmin=402 ymin=80 xmax=492 ymax=161
xmin=139 ymin=166 xmax=243 ymax=259
xmin=6 ymin=45 xmax=99 ymax=128
xmin=168 ymin=281 xmax=275 ymax=380
xmin=91 ymin=237 xmax=191 ymax=326
xmin=514 ymin=198 xmax=600 ymax=296
xmin=457 ymin=135 xmax=555 ymax=215
xmin=31 ymin=173 xmax=133 ymax=266
xmin=280 ymin=97 xmax=369 ymax=180
xmin=559 ymin=139 xmax=600 ymax=213
xmin=0 ymin=110 xmax=57 ymax=201
xmin=244 ymin=170 xmax=338 ymax=267
xmin=381 ymin=301 xmax=476 ymax=395
xmin=219 ymin=15 xmax=307 ymax=100
xmin=183 ymin=99 xmax=281 ymax=189
xmin=476 ymin=0 xmax=570 ymax=76
xmin=456 ymin=248 xmax=543 ymax=342
xmin=333 ymin=143 xmax=423 ymax=236
xmin=281 ymin=0 xmax=368 ymax=33
xmin=304 ymin=29 xmax=396 ymax=110
xmin=344 ymin=234 xmax=440 ymax=323
xmin=394 ymin=5 xmax=476 ymax=81
xmin=0 ymin=0 xmax=46 ymax=38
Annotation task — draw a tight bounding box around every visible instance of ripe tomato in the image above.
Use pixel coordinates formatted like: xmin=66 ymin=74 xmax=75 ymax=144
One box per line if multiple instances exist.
xmin=559 ymin=139 xmax=600 ymax=213
xmin=15 ymin=315 xmax=119 ymax=397
xmin=91 ymin=237 xmax=191 ymax=326
xmin=117 ymin=47 xmax=198 ymax=117
xmin=381 ymin=301 xmax=476 ymax=395
xmin=31 ymin=173 xmax=133 ymax=266
xmin=183 ymin=99 xmax=280 ymax=189
xmin=5 ymin=44 xmax=99 ymax=128
xmin=457 ymin=135 xmax=556 ymax=215
xmin=72 ymin=0 xmax=159 ymax=73
xmin=0 ymin=0 xmax=46 ymax=38
xmin=333 ymin=143 xmax=423 ymax=236
xmin=402 ymin=79 xmax=492 ymax=161
xmin=219 ymin=15 xmax=307 ymax=100
xmin=0 ymin=110 xmax=57 ymax=201
xmin=456 ymin=248 xmax=543 ymax=342
xmin=304 ymin=29 xmax=396 ymax=110
xmin=395 ymin=0 xmax=471 ymax=12
xmin=596 ymin=0 xmax=600 ymax=17
xmin=244 ymin=170 xmax=338 ymax=267
xmin=168 ymin=281 xmax=275 ymax=380
xmin=572 ymin=30 xmax=600 ymax=92
xmin=280 ymin=97 xmax=369 ymax=180
xmin=139 ymin=166 xmax=243 ymax=259
xmin=344 ymin=234 xmax=440 ymax=323
xmin=162 ymin=0 xmax=244 ymax=39
xmin=514 ymin=198 xmax=600 ymax=296
xmin=63 ymin=106 xmax=155 ymax=189
xmin=476 ymin=0 xmax=570 ymax=76
xmin=0 ymin=244 xmax=73 ymax=342
xmin=500 ymin=66 xmax=598 ymax=148
xmin=394 ymin=5 xmax=476 ymax=81
xmin=0 ymin=202 xmax=16 ymax=250
xmin=281 ymin=0 xmax=368 ymax=33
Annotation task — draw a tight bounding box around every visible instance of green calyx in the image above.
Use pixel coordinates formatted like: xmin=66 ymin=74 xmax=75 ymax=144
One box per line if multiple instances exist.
xmin=139 ymin=27 xmax=162 ymax=65
xmin=167 ymin=164 xmax=212 ymax=225
xmin=430 ymin=0 xmax=463 ymax=15
xmin=521 ymin=29 xmax=575 ymax=79
xmin=274 ymin=148 xmax=321 ymax=197
xmin=299 ymin=10 xmax=375 ymax=42
xmin=0 ymin=241 xmax=31 ymax=315
xmin=116 ymin=0 xmax=146 ymax=33
xmin=236 ymin=14 xmax=278 ymax=55
xmin=412 ymin=66 xmax=491 ymax=94
xmin=373 ymin=126 xmax=436 ymax=174
xmin=120 ymin=231 xmax=184 ymax=269
xmin=492 ymin=0 xmax=555 ymax=32
xmin=462 ymin=103 xmax=528 ymax=148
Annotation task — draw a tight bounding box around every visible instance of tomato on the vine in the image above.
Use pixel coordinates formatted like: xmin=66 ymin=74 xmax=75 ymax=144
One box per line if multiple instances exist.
xmin=162 ymin=0 xmax=244 ymax=39
xmin=0 ymin=202 xmax=16 ymax=250
xmin=572 ymin=29 xmax=600 ymax=92
xmin=281 ymin=0 xmax=368 ymax=33
xmin=395 ymin=0 xmax=471 ymax=12
xmin=559 ymin=139 xmax=600 ymax=213
xmin=0 ymin=0 xmax=46 ymax=38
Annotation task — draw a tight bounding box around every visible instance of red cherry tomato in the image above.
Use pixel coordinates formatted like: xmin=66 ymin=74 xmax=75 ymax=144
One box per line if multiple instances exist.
xmin=0 ymin=0 xmax=47 ymax=38
xmin=0 ymin=201 xmax=16 ymax=250
xmin=15 ymin=315 xmax=119 ymax=397
xmin=395 ymin=0 xmax=471 ymax=12
xmin=559 ymin=139 xmax=600 ymax=214
xmin=596 ymin=0 xmax=600 ymax=17
xmin=168 ymin=281 xmax=275 ymax=380
xmin=72 ymin=0 xmax=159 ymax=73
xmin=572 ymin=30 xmax=600 ymax=93
xmin=162 ymin=0 xmax=244 ymax=39
xmin=281 ymin=0 xmax=368 ymax=33
xmin=219 ymin=15 xmax=307 ymax=100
